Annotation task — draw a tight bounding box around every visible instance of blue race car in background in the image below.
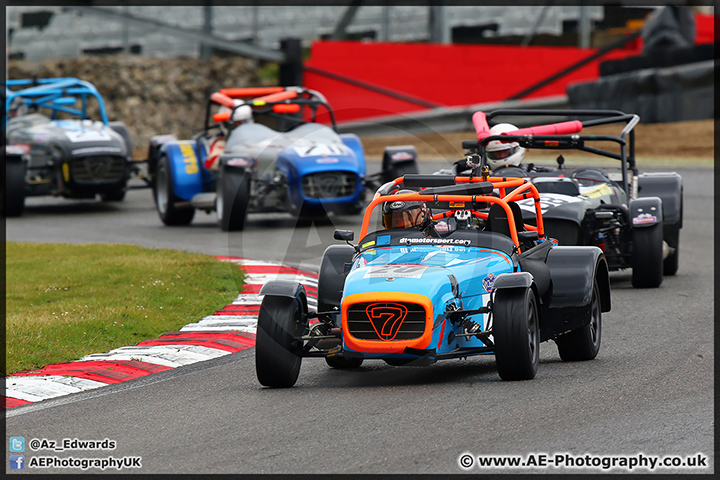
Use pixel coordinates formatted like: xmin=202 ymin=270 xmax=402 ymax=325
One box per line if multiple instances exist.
xmin=4 ymin=78 xmax=134 ymax=216
xmin=147 ymin=86 xmax=417 ymax=230
xmin=255 ymin=169 xmax=611 ymax=387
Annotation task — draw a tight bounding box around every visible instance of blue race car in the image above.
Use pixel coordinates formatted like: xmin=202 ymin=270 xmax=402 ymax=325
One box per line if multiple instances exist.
xmin=4 ymin=78 xmax=134 ymax=216
xmin=147 ymin=86 xmax=417 ymax=230
xmin=255 ymin=167 xmax=612 ymax=387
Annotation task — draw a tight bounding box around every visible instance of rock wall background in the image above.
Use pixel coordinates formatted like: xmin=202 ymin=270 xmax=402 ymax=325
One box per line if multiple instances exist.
xmin=8 ymin=54 xmax=265 ymax=157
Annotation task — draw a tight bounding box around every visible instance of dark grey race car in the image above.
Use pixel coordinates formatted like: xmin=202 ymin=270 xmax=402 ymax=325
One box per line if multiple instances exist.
xmin=439 ymin=108 xmax=682 ymax=288
xmin=4 ymin=78 xmax=135 ymax=217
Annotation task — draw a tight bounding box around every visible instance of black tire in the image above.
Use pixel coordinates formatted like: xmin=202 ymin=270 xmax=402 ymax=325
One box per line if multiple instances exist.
xmin=631 ymin=223 xmax=663 ymax=288
xmin=383 ymin=161 xmax=418 ymax=184
xmin=217 ymin=166 xmax=250 ymax=231
xmin=663 ymin=228 xmax=680 ymax=276
xmin=4 ymin=160 xmax=26 ymax=217
xmin=100 ymin=189 xmax=126 ymax=202
xmin=255 ymin=295 xmax=307 ymax=388
xmin=555 ymin=280 xmax=602 ymax=361
xmin=155 ymin=156 xmax=195 ymax=226
xmin=493 ymin=287 xmax=539 ymax=381
xmin=326 ymin=356 xmax=363 ymax=368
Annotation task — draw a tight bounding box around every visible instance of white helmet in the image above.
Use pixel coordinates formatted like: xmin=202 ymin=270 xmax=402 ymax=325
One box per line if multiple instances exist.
xmin=486 ymin=123 xmax=525 ymax=170
xmin=219 ymin=100 xmax=253 ymax=124
xmin=231 ymin=102 xmax=252 ymax=123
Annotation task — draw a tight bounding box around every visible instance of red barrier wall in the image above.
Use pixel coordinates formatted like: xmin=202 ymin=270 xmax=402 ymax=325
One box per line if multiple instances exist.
xmin=304 ymin=40 xmax=640 ymax=123
xmin=694 ymin=13 xmax=715 ymax=44
xmin=305 ymin=13 xmax=713 ymax=123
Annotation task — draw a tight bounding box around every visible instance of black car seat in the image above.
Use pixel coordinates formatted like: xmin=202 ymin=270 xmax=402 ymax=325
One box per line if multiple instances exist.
xmin=486 ymin=200 xmax=540 ymax=252
xmin=486 ymin=201 xmax=525 ymax=238
xmin=486 ymin=201 xmax=551 ymax=296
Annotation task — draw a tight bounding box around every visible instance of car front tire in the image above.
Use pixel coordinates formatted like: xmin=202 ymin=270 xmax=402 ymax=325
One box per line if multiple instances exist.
xmin=217 ymin=165 xmax=250 ymax=231
xmin=631 ymin=223 xmax=663 ymax=288
xmin=155 ymin=156 xmax=195 ymax=226
xmin=493 ymin=287 xmax=539 ymax=381
xmin=4 ymin=160 xmax=26 ymax=217
xmin=255 ymin=295 xmax=307 ymax=388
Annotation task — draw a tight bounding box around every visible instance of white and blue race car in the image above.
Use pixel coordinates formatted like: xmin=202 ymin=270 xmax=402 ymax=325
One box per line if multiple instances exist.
xmin=255 ymin=171 xmax=611 ymax=387
xmin=148 ymin=86 xmax=417 ymax=230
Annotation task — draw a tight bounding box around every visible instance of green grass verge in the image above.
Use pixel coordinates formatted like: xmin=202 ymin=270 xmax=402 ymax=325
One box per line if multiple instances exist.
xmin=5 ymin=242 xmax=245 ymax=375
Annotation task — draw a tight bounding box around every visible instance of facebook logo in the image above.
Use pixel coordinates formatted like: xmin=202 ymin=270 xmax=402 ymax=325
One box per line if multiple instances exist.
xmin=10 ymin=437 xmax=25 ymax=452
xmin=9 ymin=455 xmax=25 ymax=470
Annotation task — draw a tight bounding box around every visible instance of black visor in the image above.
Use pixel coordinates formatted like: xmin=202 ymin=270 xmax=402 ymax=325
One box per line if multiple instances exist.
xmin=487 ymin=145 xmax=519 ymax=161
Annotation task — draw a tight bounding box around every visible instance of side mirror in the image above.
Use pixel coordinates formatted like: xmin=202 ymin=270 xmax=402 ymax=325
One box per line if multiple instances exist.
xmin=333 ymin=229 xmax=354 ymax=242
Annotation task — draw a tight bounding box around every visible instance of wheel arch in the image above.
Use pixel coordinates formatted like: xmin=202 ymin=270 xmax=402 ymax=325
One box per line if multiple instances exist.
xmin=629 ymin=196 xmax=663 ymax=229
xmin=637 ymin=172 xmax=683 ymax=228
xmin=339 ymin=133 xmax=366 ymax=177
xmin=594 ymin=254 xmax=611 ymax=313
xmin=159 ymin=141 xmax=204 ymax=202
xmin=317 ymin=244 xmax=355 ymax=313
xmin=542 ymin=246 xmax=609 ymax=341
xmin=259 ymin=280 xmax=308 ymax=313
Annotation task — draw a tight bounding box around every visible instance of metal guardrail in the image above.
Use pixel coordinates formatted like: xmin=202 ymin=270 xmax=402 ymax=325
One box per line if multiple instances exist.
xmin=67 ymin=6 xmax=286 ymax=63
xmin=336 ymin=95 xmax=571 ymax=137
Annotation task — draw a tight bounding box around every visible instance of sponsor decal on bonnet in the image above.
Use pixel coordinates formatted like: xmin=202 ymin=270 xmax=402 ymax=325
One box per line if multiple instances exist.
xmin=363 ymin=264 xmax=428 ymax=278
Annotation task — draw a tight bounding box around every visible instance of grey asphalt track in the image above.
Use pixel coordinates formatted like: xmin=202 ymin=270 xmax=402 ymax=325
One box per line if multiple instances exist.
xmin=5 ymin=162 xmax=714 ymax=474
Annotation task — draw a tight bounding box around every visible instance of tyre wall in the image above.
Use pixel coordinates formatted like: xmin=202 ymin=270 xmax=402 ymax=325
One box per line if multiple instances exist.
xmin=567 ymin=60 xmax=714 ymax=123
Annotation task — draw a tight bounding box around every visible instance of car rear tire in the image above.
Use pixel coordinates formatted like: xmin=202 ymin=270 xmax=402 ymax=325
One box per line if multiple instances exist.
xmin=325 ymin=356 xmax=363 ymax=368
xmin=631 ymin=223 xmax=663 ymax=288
xmin=493 ymin=287 xmax=539 ymax=381
xmin=255 ymin=295 xmax=307 ymax=388
xmin=4 ymin=160 xmax=26 ymax=217
xmin=663 ymin=228 xmax=680 ymax=276
xmin=217 ymin=165 xmax=250 ymax=231
xmin=555 ymin=280 xmax=602 ymax=361
xmin=155 ymin=156 xmax=195 ymax=226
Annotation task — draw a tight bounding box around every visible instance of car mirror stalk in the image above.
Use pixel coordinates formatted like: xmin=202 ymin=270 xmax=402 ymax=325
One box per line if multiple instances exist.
xmin=333 ymin=229 xmax=359 ymax=252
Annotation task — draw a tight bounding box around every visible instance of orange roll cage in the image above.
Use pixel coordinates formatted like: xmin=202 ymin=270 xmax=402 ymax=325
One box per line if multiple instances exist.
xmin=219 ymin=87 xmax=285 ymax=99
xmin=209 ymin=91 xmax=235 ymax=109
xmin=272 ymin=103 xmax=301 ymax=114
xmin=362 ymin=176 xmax=545 ymax=251
xmin=252 ymin=89 xmax=298 ymax=105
